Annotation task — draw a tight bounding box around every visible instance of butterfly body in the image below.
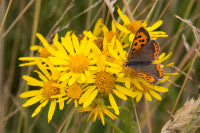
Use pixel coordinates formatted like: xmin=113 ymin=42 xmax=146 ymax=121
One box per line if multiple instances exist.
xmin=126 ymin=27 xmax=164 ymax=84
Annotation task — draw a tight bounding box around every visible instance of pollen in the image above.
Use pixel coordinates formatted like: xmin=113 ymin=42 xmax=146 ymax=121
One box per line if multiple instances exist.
xmin=39 ymin=45 xmax=57 ymax=58
xmin=93 ymin=37 xmax=103 ymax=51
xmin=66 ymin=83 xmax=82 ymax=99
xmin=68 ymin=54 xmax=89 ymax=73
xmin=95 ymin=72 xmax=115 ymax=94
xmin=127 ymin=20 xmax=144 ymax=34
xmin=106 ymin=31 xmax=116 ymax=43
xmin=43 ymin=80 xmax=59 ymax=100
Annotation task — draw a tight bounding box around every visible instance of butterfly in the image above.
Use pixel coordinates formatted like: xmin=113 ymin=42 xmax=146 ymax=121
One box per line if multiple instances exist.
xmin=125 ymin=27 xmax=164 ymax=84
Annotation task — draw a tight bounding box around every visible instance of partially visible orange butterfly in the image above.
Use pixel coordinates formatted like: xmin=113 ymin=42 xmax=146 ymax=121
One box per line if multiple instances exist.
xmin=125 ymin=27 xmax=164 ymax=84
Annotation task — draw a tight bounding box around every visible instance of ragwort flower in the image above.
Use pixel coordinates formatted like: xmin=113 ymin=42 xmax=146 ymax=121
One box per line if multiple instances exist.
xmin=20 ymin=61 xmax=65 ymax=122
xmin=36 ymin=32 xmax=98 ymax=85
xmin=77 ymin=98 xmax=117 ymax=125
xmin=19 ymin=34 xmax=58 ymax=66
xmin=116 ymin=7 xmax=168 ymax=42
xmin=79 ymin=52 xmax=135 ymax=115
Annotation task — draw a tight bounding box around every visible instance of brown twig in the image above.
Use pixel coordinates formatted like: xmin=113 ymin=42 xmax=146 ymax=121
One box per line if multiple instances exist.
xmin=132 ymin=99 xmax=142 ymax=133
xmin=144 ymin=98 xmax=152 ymax=133
xmin=122 ymin=0 xmax=133 ymax=20
xmin=0 ymin=0 xmax=35 ymax=41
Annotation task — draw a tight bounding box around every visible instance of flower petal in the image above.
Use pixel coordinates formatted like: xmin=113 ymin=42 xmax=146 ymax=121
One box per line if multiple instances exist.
xmin=22 ymin=95 xmax=43 ymax=107
xmin=31 ymin=99 xmax=49 ymax=117
xmin=83 ymin=89 xmax=98 ymax=108
xmin=48 ymin=100 xmax=56 ymax=123
xmin=20 ymin=90 xmax=42 ymax=98
xmin=109 ymin=93 xmax=119 ymax=115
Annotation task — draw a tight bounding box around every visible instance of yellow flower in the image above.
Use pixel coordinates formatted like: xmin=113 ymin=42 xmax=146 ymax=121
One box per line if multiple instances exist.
xmin=19 ymin=34 xmax=58 ymax=66
xmin=20 ymin=61 xmax=65 ymax=123
xmin=79 ymin=53 xmax=135 ymax=115
xmin=36 ymin=32 xmax=98 ymax=85
xmin=116 ymin=7 xmax=168 ymax=42
xmin=77 ymin=98 xmax=117 ymax=125
xmin=53 ymin=82 xmax=84 ymax=107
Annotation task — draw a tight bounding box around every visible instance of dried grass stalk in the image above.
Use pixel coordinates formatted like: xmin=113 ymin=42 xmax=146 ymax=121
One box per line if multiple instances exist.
xmin=161 ymin=96 xmax=200 ymax=133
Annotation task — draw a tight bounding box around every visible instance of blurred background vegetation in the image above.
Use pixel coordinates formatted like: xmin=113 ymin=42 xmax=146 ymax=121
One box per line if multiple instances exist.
xmin=0 ymin=0 xmax=200 ymax=132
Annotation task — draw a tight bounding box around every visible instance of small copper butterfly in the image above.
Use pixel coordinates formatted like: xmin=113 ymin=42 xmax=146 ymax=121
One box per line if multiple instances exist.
xmin=125 ymin=27 xmax=164 ymax=84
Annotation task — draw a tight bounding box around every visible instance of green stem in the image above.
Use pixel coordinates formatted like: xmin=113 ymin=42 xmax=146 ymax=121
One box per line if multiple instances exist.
xmin=105 ymin=118 xmax=124 ymax=133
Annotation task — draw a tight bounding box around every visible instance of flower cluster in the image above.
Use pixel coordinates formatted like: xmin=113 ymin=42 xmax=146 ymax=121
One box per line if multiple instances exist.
xmin=19 ymin=7 xmax=175 ymax=125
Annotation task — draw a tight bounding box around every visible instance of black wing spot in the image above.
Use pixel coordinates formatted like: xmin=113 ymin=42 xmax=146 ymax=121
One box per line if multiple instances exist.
xmin=132 ymin=48 xmax=136 ymax=53
xmin=141 ymin=44 xmax=145 ymax=46
xmin=139 ymin=40 xmax=142 ymax=42
xmin=141 ymin=39 xmax=144 ymax=42
xmin=138 ymin=35 xmax=141 ymax=38
xmin=134 ymin=43 xmax=137 ymax=46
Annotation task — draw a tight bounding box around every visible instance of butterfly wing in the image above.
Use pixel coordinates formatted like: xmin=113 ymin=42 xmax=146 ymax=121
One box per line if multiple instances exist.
xmin=133 ymin=64 xmax=164 ymax=84
xmin=127 ymin=27 xmax=151 ymax=60
xmin=129 ymin=40 xmax=160 ymax=62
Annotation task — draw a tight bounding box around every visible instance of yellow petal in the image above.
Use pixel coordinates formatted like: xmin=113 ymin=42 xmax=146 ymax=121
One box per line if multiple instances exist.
xmin=48 ymin=100 xmax=56 ymax=123
xmin=153 ymin=86 xmax=169 ymax=92
xmin=109 ymin=93 xmax=119 ymax=115
xmin=146 ymin=20 xmax=163 ymax=31
xmin=116 ymin=22 xmax=130 ymax=33
xmin=23 ymin=76 xmax=44 ymax=87
xmin=36 ymin=63 xmax=51 ymax=80
xmin=60 ymin=72 xmax=72 ymax=81
xmin=144 ymin=92 xmax=152 ymax=102
xmin=117 ymin=7 xmax=130 ymax=25
xmin=62 ymin=36 xmax=75 ymax=56
xmin=30 ymin=45 xmax=42 ymax=51
xmin=59 ymin=100 xmax=64 ymax=110
xmin=93 ymin=18 xmax=103 ymax=36
xmin=22 ymin=95 xmax=43 ymax=107
xmin=113 ymin=89 xmax=127 ymax=101
xmin=99 ymin=111 xmax=105 ymax=125
xmin=81 ymin=73 xmax=86 ymax=82
xmin=79 ymin=86 xmax=96 ymax=104
xmin=34 ymin=70 xmax=48 ymax=82
xmin=83 ymin=89 xmax=98 ymax=108
xmin=31 ymin=99 xmax=49 ymax=117
xmin=136 ymin=91 xmax=142 ymax=102
xmin=72 ymin=34 xmax=80 ymax=54
xmin=20 ymin=90 xmax=42 ymax=98
xmin=149 ymin=90 xmax=162 ymax=100
xmin=132 ymin=78 xmax=144 ymax=91
xmin=115 ymin=85 xmax=135 ymax=97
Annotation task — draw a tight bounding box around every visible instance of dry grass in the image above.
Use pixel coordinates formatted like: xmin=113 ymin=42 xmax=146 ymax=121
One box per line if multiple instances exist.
xmin=0 ymin=0 xmax=200 ymax=132
xmin=161 ymin=96 xmax=200 ymax=133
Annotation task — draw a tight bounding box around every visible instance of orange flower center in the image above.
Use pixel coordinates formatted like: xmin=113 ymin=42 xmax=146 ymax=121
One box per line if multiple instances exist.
xmin=66 ymin=83 xmax=82 ymax=99
xmin=95 ymin=72 xmax=115 ymax=94
xmin=127 ymin=20 xmax=144 ymax=34
xmin=68 ymin=54 xmax=89 ymax=73
xmin=43 ymin=80 xmax=59 ymax=100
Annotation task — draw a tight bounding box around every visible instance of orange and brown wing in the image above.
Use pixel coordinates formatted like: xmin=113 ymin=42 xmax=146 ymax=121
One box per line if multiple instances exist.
xmin=128 ymin=27 xmax=150 ymax=60
xmin=130 ymin=40 xmax=160 ymax=62
xmin=134 ymin=64 xmax=164 ymax=84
